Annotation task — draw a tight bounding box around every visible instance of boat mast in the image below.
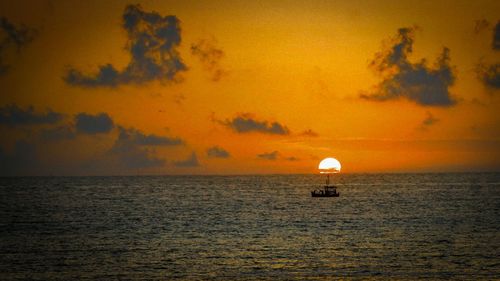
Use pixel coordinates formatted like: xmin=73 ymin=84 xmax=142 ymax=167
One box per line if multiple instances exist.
xmin=326 ymin=174 xmax=330 ymax=186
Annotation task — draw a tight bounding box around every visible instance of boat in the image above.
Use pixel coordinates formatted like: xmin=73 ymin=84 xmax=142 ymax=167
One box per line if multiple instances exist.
xmin=311 ymin=185 xmax=339 ymax=197
xmin=311 ymin=157 xmax=341 ymax=197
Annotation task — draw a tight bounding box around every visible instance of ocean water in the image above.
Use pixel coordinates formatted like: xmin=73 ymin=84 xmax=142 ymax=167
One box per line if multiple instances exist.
xmin=0 ymin=173 xmax=499 ymax=280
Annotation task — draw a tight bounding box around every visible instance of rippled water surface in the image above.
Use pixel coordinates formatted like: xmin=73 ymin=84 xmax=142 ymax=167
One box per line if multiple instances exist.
xmin=1 ymin=173 xmax=499 ymax=280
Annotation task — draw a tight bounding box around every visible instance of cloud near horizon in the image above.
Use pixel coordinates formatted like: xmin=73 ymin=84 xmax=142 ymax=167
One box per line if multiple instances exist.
xmin=223 ymin=113 xmax=290 ymax=135
xmin=361 ymin=27 xmax=457 ymax=106
xmin=206 ymin=146 xmax=230 ymax=158
xmin=174 ymin=152 xmax=200 ymax=167
xmin=64 ymin=4 xmax=186 ymax=87
xmin=106 ymin=126 xmax=179 ymax=169
xmin=0 ymin=140 xmax=38 ymax=176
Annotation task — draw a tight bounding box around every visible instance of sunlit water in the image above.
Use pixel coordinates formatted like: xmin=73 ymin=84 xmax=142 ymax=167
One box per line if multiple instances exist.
xmin=1 ymin=173 xmax=499 ymax=280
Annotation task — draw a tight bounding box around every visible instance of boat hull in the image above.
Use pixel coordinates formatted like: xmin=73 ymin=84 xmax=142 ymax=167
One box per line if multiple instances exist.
xmin=311 ymin=191 xmax=340 ymax=197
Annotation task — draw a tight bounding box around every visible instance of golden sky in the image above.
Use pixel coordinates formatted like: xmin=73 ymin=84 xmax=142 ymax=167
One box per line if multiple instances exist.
xmin=0 ymin=0 xmax=499 ymax=175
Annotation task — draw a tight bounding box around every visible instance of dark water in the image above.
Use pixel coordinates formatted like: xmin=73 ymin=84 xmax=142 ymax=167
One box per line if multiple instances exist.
xmin=1 ymin=173 xmax=499 ymax=280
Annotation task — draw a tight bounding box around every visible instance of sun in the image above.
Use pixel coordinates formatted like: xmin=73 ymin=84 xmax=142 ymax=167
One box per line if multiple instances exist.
xmin=318 ymin=157 xmax=341 ymax=173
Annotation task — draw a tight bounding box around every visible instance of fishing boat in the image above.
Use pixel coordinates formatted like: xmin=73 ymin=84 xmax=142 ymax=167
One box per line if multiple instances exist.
xmin=311 ymin=157 xmax=341 ymax=197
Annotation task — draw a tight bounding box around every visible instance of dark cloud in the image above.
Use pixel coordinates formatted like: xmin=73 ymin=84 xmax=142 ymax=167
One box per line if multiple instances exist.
xmin=75 ymin=112 xmax=114 ymax=134
xmin=361 ymin=27 xmax=456 ymax=106
xmin=476 ymin=63 xmax=500 ymax=90
xmin=0 ymin=140 xmax=38 ymax=176
xmin=105 ymin=126 xmax=176 ymax=169
xmin=174 ymin=152 xmax=200 ymax=167
xmin=64 ymin=4 xmax=187 ymax=87
xmin=117 ymin=126 xmax=184 ymax=146
xmin=191 ymin=38 xmax=227 ymax=81
xmin=494 ymin=21 xmax=500 ymax=50
xmin=299 ymin=129 xmax=319 ymax=137
xmin=207 ymin=146 xmax=230 ymax=158
xmin=223 ymin=113 xmax=290 ymax=135
xmin=257 ymin=151 xmax=279 ymax=160
xmin=108 ymin=139 xmax=165 ymax=169
xmin=0 ymin=104 xmax=63 ymax=126
xmin=286 ymin=156 xmax=299 ymax=161
xmin=0 ymin=17 xmax=37 ymax=75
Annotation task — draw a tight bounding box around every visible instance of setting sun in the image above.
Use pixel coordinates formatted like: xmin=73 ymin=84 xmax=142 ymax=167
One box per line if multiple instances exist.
xmin=318 ymin=157 xmax=341 ymax=173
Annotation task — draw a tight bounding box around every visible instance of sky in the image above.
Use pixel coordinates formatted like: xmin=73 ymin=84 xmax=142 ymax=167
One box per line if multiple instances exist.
xmin=0 ymin=0 xmax=499 ymax=176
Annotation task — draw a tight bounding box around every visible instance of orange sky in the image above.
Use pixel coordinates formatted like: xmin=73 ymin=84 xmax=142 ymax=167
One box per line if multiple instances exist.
xmin=0 ymin=0 xmax=499 ymax=175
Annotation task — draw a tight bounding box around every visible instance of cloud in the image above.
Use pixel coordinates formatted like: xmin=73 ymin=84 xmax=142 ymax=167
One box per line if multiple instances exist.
xmin=474 ymin=19 xmax=491 ymax=34
xmin=75 ymin=112 xmax=114 ymax=134
xmin=64 ymin=4 xmax=187 ymax=87
xmin=494 ymin=21 xmax=500 ymax=50
xmin=299 ymin=129 xmax=319 ymax=137
xmin=418 ymin=111 xmax=439 ymax=131
xmin=257 ymin=151 xmax=279 ymax=160
xmin=285 ymin=156 xmax=299 ymax=161
xmin=117 ymin=126 xmax=184 ymax=146
xmin=223 ymin=113 xmax=290 ymax=135
xmin=0 ymin=140 xmax=38 ymax=176
xmin=207 ymin=146 xmax=230 ymax=158
xmin=108 ymin=139 xmax=165 ymax=169
xmin=0 ymin=104 xmax=63 ymax=126
xmin=106 ymin=127 xmax=173 ymax=169
xmin=477 ymin=63 xmax=500 ymax=90
xmin=191 ymin=38 xmax=227 ymax=81
xmin=361 ymin=27 xmax=456 ymax=106
xmin=174 ymin=152 xmax=200 ymax=167
xmin=422 ymin=112 xmax=439 ymax=126
xmin=0 ymin=17 xmax=37 ymax=75
xmin=474 ymin=21 xmax=500 ymax=90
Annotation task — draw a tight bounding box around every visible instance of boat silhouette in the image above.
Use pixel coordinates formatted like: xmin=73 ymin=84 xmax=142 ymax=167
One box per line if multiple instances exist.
xmin=311 ymin=173 xmax=340 ymax=197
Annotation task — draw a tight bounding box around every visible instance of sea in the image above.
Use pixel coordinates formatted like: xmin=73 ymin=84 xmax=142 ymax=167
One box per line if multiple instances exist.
xmin=0 ymin=173 xmax=499 ymax=280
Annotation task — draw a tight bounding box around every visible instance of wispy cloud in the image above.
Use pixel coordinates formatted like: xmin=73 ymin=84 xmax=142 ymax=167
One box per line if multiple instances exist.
xmin=191 ymin=37 xmax=227 ymax=81
xmin=475 ymin=21 xmax=500 ymax=90
xmin=493 ymin=21 xmax=500 ymax=50
xmin=257 ymin=151 xmax=279 ymax=160
xmin=299 ymin=129 xmax=319 ymax=137
xmin=417 ymin=111 xmax=439 ymax=131
xmin=0 ymin=17 xmax=37 ymax=75
xmin=474 ymin=19 xmax=490 ymax=35
xmin=0 ymin=104 xmax=63 ymax=126
xmin=64 ymin=4 xmax=187 ymax=87
xmin=361 ymin=27 xmax=456 ymax=106
xmin=207 ymin=146 xmax=230 ymax=158
xmin=223 ymin=113 xmax=290 ymax=135
xmin=476 ymin=63 xmax=500 ymax=90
